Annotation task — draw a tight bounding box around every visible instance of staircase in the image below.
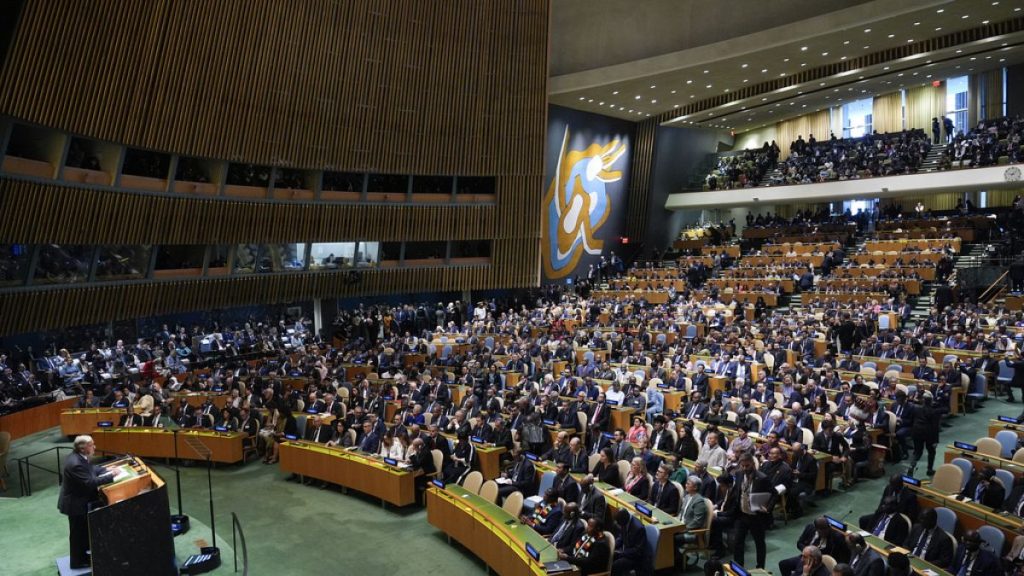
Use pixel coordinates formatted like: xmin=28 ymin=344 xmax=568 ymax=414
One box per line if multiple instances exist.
xmin=918 ymin=143 xmax=947 ymax=173
xmin=953 ymin=243 xmax=988 ymax=270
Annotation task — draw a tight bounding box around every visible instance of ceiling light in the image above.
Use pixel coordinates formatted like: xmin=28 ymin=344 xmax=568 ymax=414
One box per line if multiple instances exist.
xmin=801 ymin=63 xmax=807 ymax=67
xmin=863 ymin=45 xmax=870 ymax=49
xmin=983 ymin=20 xmax=990 ymax=24
xmin=635 ymin=95 xmax=641 ymax=99
xmin=993 ymin=1 xmax=999 ymax=4
xmin=706 ymin=84 xmax=712 ymax=88
xmin=936 ymin=8 xmax=944 ymax=12
xmin=762 ymin=97 xmax=768 ymax=101
xmin=690 ymin=95 xmax=695 ymax=98
xmin=883 ymin=66 xmax=890 ymax=70
xmin=821 ymin=52 xmax=829 ymax=56
xmin=686 ymin=80 xmax=693 ymax=84
xmin=907 ymin=39 xmax=914 ymax=43
xmin=761 ymin=69 xmax=768 ymax=73
xmin=651 ymin=99 xmax=657 ymax=103
xmin=864 ymin=28 xmax=871 ymax=33
xmin=840 ymin=55 xmax=847 ymax=60
xmin=599 ymin=101 xmax=604 ymax=105
xmin=612 ymin=90 xmax=619 ymax=95
xmin=962 ymin=15 xmax=969 ymax=18
xmin=703 ymin=70 xmax=709 ymax=74
xmin=935 ymin=27 xmax=942 ymax=31
xmin=628 ymin=109 xmax=633 ymax=112
xmin=587 ymin=99 xmax=592 ymax=102
xmin=619 ymin=106 xmax=624 ymax=110
xmin=844 ymin=40 xmax=850 ymax=45
xmin=1017 ymin=7 xmax=1022 ymax=11
xmin=779 ymin=73 xmax=786 ymax=77
xmin=783 ymin=58 xmax=790 ymax=62
xmin=674 ymin=104 xmax=680 ymax=108
xmin=578 ymin=97 xmax=584 ymax=100
xmin=800 ymin=46 xmax=808 ymax=51
xmin=741 ymin=63 xmax=748 ymax=68
xmin=888 ymin=34 xmax=895 ymax=38
xmin=743 ymin=79 xmax=748 ymax=83
xmin=819 ymin=82 xmax=826 ymax=86
xmin=913 ymin=21 xmax=920 ymax=26
xmin=650 ymin=85 xmax=656 ymax=89
xmin=670 ymin=90 xmax=676 ymax=94
xmin=956 ymin=49 xmax=962 ymax=53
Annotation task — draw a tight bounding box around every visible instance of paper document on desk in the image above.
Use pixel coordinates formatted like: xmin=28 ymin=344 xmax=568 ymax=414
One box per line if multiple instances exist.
xmin=748 ymin=492 xmax=772 ymax=513
xmin=494 ymin=478 xmax=512 ymax=485
xmin=607 ymin=488 xmax=624 ymax=496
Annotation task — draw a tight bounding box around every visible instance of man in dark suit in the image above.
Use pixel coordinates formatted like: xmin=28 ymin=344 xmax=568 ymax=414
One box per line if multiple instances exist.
xmin=611 ymin=508 xmax=647 ymax=575
xmin=577 ymin=474 xmax=607 ymax=521
xmin=734 ymin=453 xmax=774 ymax=569
xmin=588 ymin=394 xmax=610 ymax=435
xmin=498 ymin=447 xmax=536 ymax=501
xmin=691 ymin=365 xmax=710 ymax=398
xmin=681 ymin=391 xmax=708 ymax=421
xmin=789 ymin=442 xmax=817 ymax=516
xmin=649 ymin=416 xmax=673 ymax=451
xmin=408 ymin=438 xmax=436 ymax=505
xmin=865 ymin=497 xmax=910 ymax=545
xmin=1002 ymin=478 xmax=1024 ymax=518
xmin=846 ymin=533 xmax=885 ymax=576
xmin=609 ymin=428 xmax=635 ymax=462
xmin=647 ymin=463 xmax=681 ymax=514
xmin=58 ymin=435 xmax=117 ymax=569
xmin=490 ymin=417 xmax=514 ymax=454
xmin=304 ymin=416 xmax=333 ymax=443
xmin=950 ymin=530 xmax=999 ymax=576
xmin=523 ymin=489 xmax=563 ymax=536
xmin=779 ymin=517 xmax=850 ymax=576
xmin=783 ymin=546 xmax=830 ymax=576
xmin=548 ymin=503 xmax=587 ymax=553
xmin=859 ymin=474 xmax=919 ymax=530
xmin=912 ymin=357 xmax=936 ymax=382
xmin=961 ymin=466 xmax=1005 ymax=509
xmin=904 ymin=508 xmax=954 ymax=569
xmin=551 ymin=461 xmax=581 ymax=503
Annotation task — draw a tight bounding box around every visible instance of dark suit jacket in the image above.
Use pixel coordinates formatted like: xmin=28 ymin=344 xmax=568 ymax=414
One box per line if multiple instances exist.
xmin=950 ymin=546 xmax=999 ymax=576
xmin=58 ymin=452 xmax=113 ymax=516
xmin=491 ymin=428 xmax=514 ymax=452
xmin=869 ymin=513 xmax=909 ymax=545
xmin=507 ymin=458 xmax=537 ymax=494
xmin=796 ymin=523 xmax=849 ymax=563
xmin=534 ymin=505 xmax=564 ymax=536
xmin=681 ymin=401 xmax=708 ymax=420
xmin=647 ymin=479 xmax=681 ymax=514
xmin=552 ymin=474 xmax=581 ymax=503
xmin=616 ymin=516 xmax=647 ymax=563
xmin=1002 ymin=484 xmax=1024 ymax=515
xmin=588 ymin=403 xmax=610 ymax=432
xmin=787 ymin=562 xmax=830 ymax=576
xmin=593 ymin=462 xmax=620 ymax=487
xmin=649 ymin=429 xmax=672 ymax=452
xmin=904 ymin=525 xmax=954 ymax=569
xmin=962 ymin=478 xmax=1005 ymax=509
xmin=409 ymin=448 xmax=436 ymax=476
xmin=577 ymin=486 xmax=607 ymax=521
xmin=849 ymin=549 xmax=885 ymax=576
xmin=552 ymin=518 xmax=587 ymax=551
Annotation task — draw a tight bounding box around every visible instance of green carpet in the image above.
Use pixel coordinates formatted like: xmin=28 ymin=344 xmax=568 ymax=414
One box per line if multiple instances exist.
xmin=0 ymin=396 xmax=1012 ymax=574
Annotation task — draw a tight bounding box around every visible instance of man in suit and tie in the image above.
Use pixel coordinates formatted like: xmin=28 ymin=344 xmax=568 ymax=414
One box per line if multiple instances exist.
xmin=407 ymin=437 xmax=436 ymax=505
xmin=647 ymin=463 xmax=681 ymax=514
xmin=577 ymin=474 xmax=607 ymax=521
xmin=1002 ymin=476 xmax=1024 ymax=518
xmin=846 ymin=533 xmax=885 ymax=576
xmin=676 ymin=475 xmax=709 ymax=538
xmin=865 ymin=497 xmax=909 ymax=544
xmin=561 ymin=517 xmax=611 ymax=576
xmin=58 ymin=435 xmax=118 ymax=569
xmin=961 ymin=466 xmax=1005 ymax=510
xmin=305 ymin=416 xmax=333 ymax=443
xmin=734 ymin=453 xmax=774 ymax=569
xmin=682 ymin=391 xmax=708 ymax=421
xmin=523 ymin=489 xmax=564 ymax=536
xmin=548 ymin=503 xmax=587 ymax=554
xmin=912 ymin=357 xmax=937 ymax=382
xmin=903 ymin=508 xmax=954 ymax=569
xmin=858 ymin=474 xmax=919 ymax=530
xmin=610 ymin=428 xmax=635 ymax=463
xmin=950 ymin=530 xmax=999 ymax=576
xmin=497 ymin=447 xmax=536 ymax=501
xmin=118 ymin=404 xmax=143 ymax=427
xmin=649 ymin=416 xmax=672 ymax=451
xmin=551 ymin=461 xmax=581 ymax=503
xmin=778 ymin=517 xmax=850 ymax=576
xmin=691 ymin=365 xmax=710 ymax=398
xmin=588 ymin=393 xmax=610 ymax=435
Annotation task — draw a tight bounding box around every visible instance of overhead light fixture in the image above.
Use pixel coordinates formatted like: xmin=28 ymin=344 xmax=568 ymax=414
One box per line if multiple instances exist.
xmin=599 ymin=101 xmax=604 ymax=105
xmin=962 ymin=15 xmax=969 ymax=19
xmin=864 ymin=28 xmax=871 ymax=33
xmin=843 ymin=40 xmax=850 ymax=45
xmin=670 ymin=90 xmax=676 ymax=94
xmin=983 ymin=20 xmax=990 ymax=24
xmin=936 ymin=8 xmax=944 ymax=12
xmin=612 ymin=90 xmax=619 ymax=95
xmin=706 ymin=84 xmax=712 ymax=88
xmin=761 ymin=69 xmax=768 ymax=73
xmin=800 ymin=46 xmax=808 ymax=51
xmin=888 ymin=34 xmax=895 ymax=38
xmin=578 ymin=97 xmax=584 ymax=101
xmin=741 ymin=63 xmax=748 ymax=68
xmin=686 ymin=80 xmax=693 ymax=84
xmin=936 ymin=27 xmax=942 ymax=31
xmin=635 ymin=95 xmax=641 ymax=99
xmin=587 ymin=99 xmax=592 ymax=102
xmin=703 ymin=70 xmax=709 ymax=74
xmin=913 ymin=21 xmax=920 ymax=25
xmin=821 ymin=52 xmax=829 ymax=56
xmin=651 ymin=99 xmax=657 ymax=103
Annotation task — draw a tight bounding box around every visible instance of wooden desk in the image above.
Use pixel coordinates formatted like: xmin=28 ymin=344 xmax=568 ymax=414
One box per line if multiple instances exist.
xmin=989 ymin=418 xmax=1024 ymax=440
xmin=441 ymin=432 xmax=507 ymax=479
xmin=592 ymin=290 xmax=670 ymax=304
xmin=0 ymin=397 xmax=78 ymax=440
xmin=92 ymin=427 xmax=245 ymax=463
xmin=427 ymin=484 xmax=570 ymax=576
xmin=593 ymin=481 xmax=686 ymax=570
xmin=610 ymin=406 xmax=637 ymax=432
xmin=61 ymin=407 xmax=125 ymax=437
xmin=943 ymin=446 xmax=1024 ymax=476
xmin=801 ymin=292 xmax=889 ymax=305
xmin=908 ymin=482 xmax=1021 ymax=546
xmin=279 ymin=440 xmax=418 ymax=506
xmin=829 ymin=522 xmax=953 ymax=576
xmin=170 ymin=391 xmax=228 ymax=410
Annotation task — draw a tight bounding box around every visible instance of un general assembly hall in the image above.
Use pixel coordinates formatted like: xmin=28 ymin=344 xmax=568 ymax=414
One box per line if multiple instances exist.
xmin=8 ymin=1 xmax=1024 ymax=575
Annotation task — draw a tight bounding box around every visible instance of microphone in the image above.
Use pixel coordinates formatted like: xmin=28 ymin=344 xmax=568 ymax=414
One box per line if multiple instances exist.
xmin=837 ymin=509 xmax=854 ymax=523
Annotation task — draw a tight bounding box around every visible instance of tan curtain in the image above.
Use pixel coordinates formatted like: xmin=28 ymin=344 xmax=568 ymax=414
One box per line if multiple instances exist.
xmin=968 ymin=74 xmax=981 ymax=129
xmin=872 ymin=91 xmax=903 ymax=134
xmin=905 ymin=84 xmax=946 ymax=132
xmin=775 ymin=110 xmax=830 ymax=159
xmin=980 ymin=70 xmax=1004 ymax=122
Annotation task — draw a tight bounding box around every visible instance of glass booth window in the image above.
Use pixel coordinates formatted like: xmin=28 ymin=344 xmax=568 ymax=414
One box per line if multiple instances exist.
xmin=96 ymin=245 xmax=151 ymax=280
xmin=946 ymin=75 xmax=969 ymax=137
xmin=34 ymin=245 xmax=93 ymax=284
xmin=259 ymin=244 xmax=306 ymax=272
xmin=0 ymin=244 xmax=31 ymax=287
xmin=155 ymin=245 xmax=204 ymax=271
xmin=309 ymin=243 xmax=356 ymax=270
xmin=403 ymin=241 xmax=447 ymax=261
xmin=841 ymin=98 xmax=873 ymax=139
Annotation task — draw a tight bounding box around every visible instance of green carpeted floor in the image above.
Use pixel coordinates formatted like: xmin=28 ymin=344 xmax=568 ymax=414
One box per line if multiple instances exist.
xmin=1 ymin=396 xmax=1014 ymax=575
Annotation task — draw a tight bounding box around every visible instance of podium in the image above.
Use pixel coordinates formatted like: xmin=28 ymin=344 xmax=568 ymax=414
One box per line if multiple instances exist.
xmin=89 ymin=457 xmax=176 ymax=575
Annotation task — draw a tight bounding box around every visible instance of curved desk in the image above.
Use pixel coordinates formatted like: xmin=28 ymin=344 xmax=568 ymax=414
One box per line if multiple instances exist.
xmin=278 ymin=440 xmax=418 ymax=507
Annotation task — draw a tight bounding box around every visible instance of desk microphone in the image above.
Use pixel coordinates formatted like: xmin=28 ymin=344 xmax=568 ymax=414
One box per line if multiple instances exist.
xmin=837 ymin=509 xmax=854 ymax=523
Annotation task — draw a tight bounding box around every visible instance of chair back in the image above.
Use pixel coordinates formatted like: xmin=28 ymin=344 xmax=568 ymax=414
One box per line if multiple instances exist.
xmin=949 ymin=458 xmax=974 ymax=490
xmin=862 ymin=361 xmax=877 ymax=370
xmin=860 ymin=367 xmax=877 ymax=380
xmin=943 ymin=354 xmax=958 ymax=365
xmin=934 ymin=507 xmax=957 ymax=534
xmin=995 ymin=469 xmax=1015 ymax=502
xmin=931 ymin=464 xmax=964 ymax=494
xmin=502 ymin=491 xmax=524 ymax=516
xmin=478 ymin=480 xmax=499 ymax=503
xmin=462 ymin=471 xmax=484 ymax=494
xmin=978 ymin=524 xmax=1006 ymax=555
xmin=644 ymin=523 xmax=660 ymax=571
xmin=537 ymin=471 xmax=556 ymax=497
xmin=617 ymin=460 xmax=631 ymax=486
xmin=822 ymin=555 xmax=837 ymax=571
xmin=1013 ymin=447 xmax=1024 ymax=464
xmin=801 ymin=427 xmax=814 ymax=446
xmin=998 ymin=360 xmax=1015 ymax=382
xmin=422 ymin=412 xmax=433 ymax=425
xmin=431 ymin=449 xmax=443 ymax=477
xmin=588 ymin=453 xmax=602 ymax=472
xmin=976 ymin=437 xmax=1003 ymax=458
xmin=996 ymin=430 xmax=1018 ymax=458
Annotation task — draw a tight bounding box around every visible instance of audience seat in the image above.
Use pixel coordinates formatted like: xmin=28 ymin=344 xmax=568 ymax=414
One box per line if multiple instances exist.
xmin=461 ymin=471 xmax=483 ymax=494
xmin=523 ymin=471 xmax=555 ymax=512
xmin=949 ymin=458 xmax=974 ymax=490
xmin=593 ymin=531 xmax=615 ymax=576
xmin=995 ymin=430 xmax=1018 ymax=458
xmin=995 ymin=470 xmax=1015 ymax=503
xmin=680 ymin=498 xmax=715 ymax=571
xmin=978 ymin=525 xmax=1006 ymax=556
xmin=934 ymin=507 xmax=958 ymax=535
xmin=931 ymin=464 xmax=963 ymax=494
xmin=617 ymin=460 xmax=631 ymax=485
xmin=976 ymin=437 xmax=1003 ymax=458
xmin=502 ymin=491 xmax=524 ymax=516
xmin=589 ymin=453 xmax=602 ymax=472
xmin=822 ymin=555 xmax=837 ymax=572
xmin=478 ymin=480 xmax=498 ymax=504
xmin=1013 ymin=447 xmax=1024 ymax=464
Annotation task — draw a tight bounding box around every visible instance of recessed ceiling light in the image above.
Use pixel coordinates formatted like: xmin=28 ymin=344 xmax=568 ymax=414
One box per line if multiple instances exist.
xmin=993 ymin=1 xmax=999 ymax=4
xmin=821 ymin=52 xmax=829 ymax=56
xmin=628 ymin=109 xmax=633 ymax=112
xmin=819 ymin=82 xmax=826 ymax=86
xmin=843 ymin=40 xmax=850 ymax=45
xmin=690 ymin=95 xmax=695 ymax=98
xmin=800 ymin=46 xmax=808 ymax=51
xmin=840 ymin=56 xmax=847 ymax=60
xmin=1000 ymin=58 xmax=1006 ymax=62
xmin=650 ymin=85 xmax=656 ymax=89
xmin=761 ymin=97 xmax=767 ymax=101
xmin=742 ymin=79 xmax=748 ymax=83
xmin=599 ymin=101 xmax=604 ymax=105
xmin=888 ymin=34 xmax=895 ymax=38
xmin=936 ymin=8 xmax=944 ymax=12
xmin=801 ymin=63 xmax=807 ymax=67
xmin=612 ymin=91 xmax=619 ymax=95
xmin=935 ymin=27 xmax=942 ymax=31
xmin=703 ymin=70 xmax=709 ymax=74
xmin=863 ymin=45 xmax=870 ymax=49
xmin=706 ymin=84 xmax=712 ymax=88
xmin=587 ymin=99 xmax=592 ymax=102
xmin=686 ymin=80 xmax=693 ymax=84
xmin=913 ymin=21 xmax=920 ymax=26
xmin=864 ymin=28 xmax=871 ymax=33
xmin=619 ymin=106 xmax=624 ymax=110
xmin=783 ymin=58 xmax=790 ymax=62
xmin=578 ymin=97 xmax=584 ymax=101
xmin=970 ymin=57 xmax=977 ymax=60
xmin=674 ymin=104 xmax=680 ymax=108
xmin=761 ymin=69 xmax=768 ymax=73
xmin=907 ymin=39 xmax=914 ymax=43
xmin=635 ymin=95 xmax=641 ymax=99
xmin=651 ymin=99 xmax=657 ymax=103
xmin=955 ymin=49 xmax=962 ymax=53
xmin=983 ymin=20 xmax=990 ymax=24
xmin=962 ymin=15 xmax=969 ymax=19
xmin=883 ymin=66 xmax=890 ymax=70
xmin=1017 ymin=7 xmax=1022 ymax=11
xmin=741 ymin=63 xmax=748 ymax=68
xmin=670 ymin=90 xmax=676 ymax=94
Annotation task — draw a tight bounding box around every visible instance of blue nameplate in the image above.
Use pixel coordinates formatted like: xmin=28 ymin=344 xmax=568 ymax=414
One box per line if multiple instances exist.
xmin=525 ymin=452 xmax=539 ymax=461
xmin=383 ymin=457 xmax=398 ymax=466
xmin=525 ymin=542 xmax=540 ymax=561
xmin=431 ymin=478 xmax=446 ymax=489
xmin=543 ymin=419 xmax=556 ymax=426
xmin=284 ymin=434 xmax=298 ymax=440
xmin=999 ymin=416 xmax=1021 ymax=424
xmin=471 ymin=436 xmax=484 ymax=443
xmin=730 ymin=563 xmax=751 ymax=576
xmin=634 ymin=503 xmax=653 ymax=517
xmin=98 ymin=421 xmax=113 ymax=428
xmin=214 ymin=426 xmax=228 ymax=432
xmin=901 ymin=475 xmax=921 ymax=487
xmin=825 ymin=516 xmax=847 ymax=531
xmin=954 ymin=441 xmax=977 ymax=452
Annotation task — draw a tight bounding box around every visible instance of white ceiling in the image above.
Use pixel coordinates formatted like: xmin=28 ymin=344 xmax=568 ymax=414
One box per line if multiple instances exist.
xmin=549 ymin=0 xmax=1024 ymax=132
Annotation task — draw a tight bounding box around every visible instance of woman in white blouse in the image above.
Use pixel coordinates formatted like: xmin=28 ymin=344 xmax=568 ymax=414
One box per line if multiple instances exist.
xmin=379 ymin=433 xmax=406 ymax=462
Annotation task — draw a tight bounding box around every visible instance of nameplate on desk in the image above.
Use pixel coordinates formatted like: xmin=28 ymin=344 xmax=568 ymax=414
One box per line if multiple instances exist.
xmin=431 ymin=478 xmax=446 ymax=489
xmin=605 ymin=400 xmax=619 ymax=406
xmin=602 ymin=432 xmax=615 ymax=439
xmin=901 ymin=475 xmax=921 ymax=487
xmin=284 ymin=434 xmax=299 ymax=440
xmin=525 ymin=452 xmax=539 ymax=461
xmin=543 ymin=419 xmax=556 ymax=426
xmin=525 ymin=542 xmax=541 ymax=562
xmin=634 ymin=503 xmax=654 ymax=518
xmin=98 ymin=421 xmax=113 ymax=428
xmin=213 ymin=426 xmax=228 ymax=432
xmin=999 ymin=416 xmax=1022 ymax=424
xmin=730 ymin=562 xmax=751 ymax=576
xmin=657 ymin=382 xmax=669 ymax=388
xmin=383 ymin=457 xmax=398 ymax=466
xmin=470 ymin=436 xmax=484 ymax=444
xmin=306 ymin=409 xmax=318 ymax=414
xmin=824 ymin=516 xmax=847 ymax=531
xmin=954 ymin=441 xmax=977 ymax=452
